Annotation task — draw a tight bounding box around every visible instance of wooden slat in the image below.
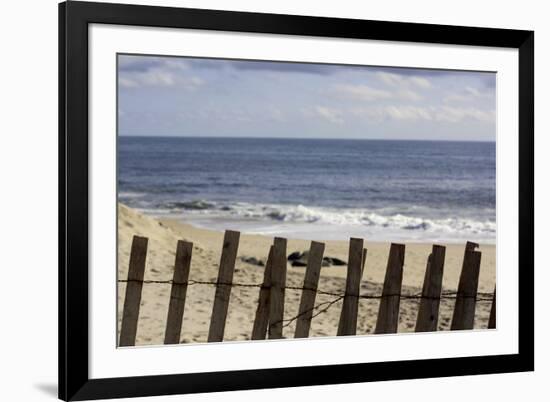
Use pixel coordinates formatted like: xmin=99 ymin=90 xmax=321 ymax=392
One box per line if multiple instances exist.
xmin=295 ymin=241 xmax=325 ymax=338
xmin=465 ymin=240 xmax=479 ymax=253
xmin=337 ymin=238 xmax=364 ymax=336
xmin=119 ymin=235 xmax=148 ymax=347
xmin=207 ymin=230 xmax=240 ymax=342
xmin=375 ymin=243 xmax=406 ymax=334
xmin=164 ymin=240 xmax=193 ymax=344
xmin=268 ymin=237 xmax=287 ymax=339
xmin=251 ymin=246 xmax=273 ymax=340
xmin=361 ymin=248 xmax=368 ymax=276
xmin=415 ymin=245 xmax=446 ymax=332
xmin=451 ymin=244 xmax=482 ymax=330
xmin=337 ymin=246 xmax=367 ymax=335
xmin=488 ymin=288 xmax=496 ymax=329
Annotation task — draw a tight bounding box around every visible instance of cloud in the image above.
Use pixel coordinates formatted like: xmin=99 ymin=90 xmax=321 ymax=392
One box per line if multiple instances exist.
xmin=267 ymin=107 xmax=285 ymax=122
xmin=119 ymin=54 xmax=495 ymax=85
xmin=334 ymin=69 xmax=435 ymax=102
xmin=305 ymin=106 xmax=344 ymax=124
xmin=435 ymin=106 xmax=495 ymax=123
xmin=118 ymin=56 xmax=203 ymax=90
xmin=444 ymin=86 xmax=494 ymax=103
xmin=334 ymin=84 xmax=392 ymax=101
xmin=227 ymin=60 xmax=338 ymax=75
xmin=180 ymin=58 xmax=343 ymax=75
xmin=409 ymin=76 xmax=432 ymax=89
xmin=377 ymin=72 xmax=432 ymax=89
xmin=118 ymin=77 xmax=140 ymax=88
xmin=118 ymin=57 xmax=163 ymax=72
xmin=376 ymin=67 xmax=495 ymax=86
xmin=384 ymin=105 xmax=433 ymax=121
xmin=118 ymin=55 xmax=204 ymax=89
xmin=398 ymin=89 xmax=423 ymax=101
xmin=465 ymin=87 xmax=483 ymax=97
xmin=353 ymin=105 xmax=432 ymax=121
xmin=119 ymin=71 xmax=203 ymax=89
xmin=315 ymin=106 xmax=344 ymax=124
xmin=334 ymin=84 xmax=421 ymax=101
xmin=352 ymin=105 xmax=494 ymax=123
xmin=119 ymin=71 xmax=175 ymax=87
xmin=118 ymin=55 xmax=190 ymax=71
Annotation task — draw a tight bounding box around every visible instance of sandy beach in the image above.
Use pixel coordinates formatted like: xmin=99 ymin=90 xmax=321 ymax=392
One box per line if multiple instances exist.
xmin=117 ymin=203 xmax=496 ymax=346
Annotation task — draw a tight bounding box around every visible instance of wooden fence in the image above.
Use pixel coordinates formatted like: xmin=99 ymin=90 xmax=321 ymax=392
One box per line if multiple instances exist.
xmin=118 ymin=232 xmax=496 ymax=346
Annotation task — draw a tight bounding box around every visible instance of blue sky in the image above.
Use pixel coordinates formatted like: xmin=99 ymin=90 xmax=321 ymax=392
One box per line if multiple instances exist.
xmin=118 ymin=54 xmax=496 ymax=141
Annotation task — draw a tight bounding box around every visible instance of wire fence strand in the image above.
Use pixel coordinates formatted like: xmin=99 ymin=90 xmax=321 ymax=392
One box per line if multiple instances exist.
xmin=118 ymin=278 xmax=494 ymax=330
xmin=117 ymin=278 xmax=494 ymax=300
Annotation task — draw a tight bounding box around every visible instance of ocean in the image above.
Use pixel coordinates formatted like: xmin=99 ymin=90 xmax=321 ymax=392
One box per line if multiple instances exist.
xmin=118 ymin=137 xmax=496 ymax=244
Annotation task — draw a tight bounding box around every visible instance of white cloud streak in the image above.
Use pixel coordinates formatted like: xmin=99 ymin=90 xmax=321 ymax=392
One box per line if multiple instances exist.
xmin=333 ymin=84 xmax=392 ymax=101
xmin=314 ymin=106 xmax=344 ymax=124
xmin=444 ymin=86 xmax=494 ymax=103
xmin=377 ymin=72 xmax=432 ymax=89
xmin=334 ymin=84 xmax=422 ymax=102
xmin=119 ymin=66 xmax=203 ymax=89
xmin=333 ymin=71 xmax=433 ymax=102
xmin=352 ymin=105 xmax=494 ymax=123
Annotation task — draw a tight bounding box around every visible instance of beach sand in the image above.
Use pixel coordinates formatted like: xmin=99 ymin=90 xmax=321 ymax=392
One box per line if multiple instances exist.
xmin=117 ymin=203 xmax=496 ymax=345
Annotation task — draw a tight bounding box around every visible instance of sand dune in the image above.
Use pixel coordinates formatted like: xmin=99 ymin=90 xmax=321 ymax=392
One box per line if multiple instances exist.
xmin=117 ymin=203 xmax=496 ymax=345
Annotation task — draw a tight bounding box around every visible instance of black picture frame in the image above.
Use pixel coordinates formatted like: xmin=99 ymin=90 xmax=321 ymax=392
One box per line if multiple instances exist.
xmin=59 ymin=1 xmax=534 ymax=400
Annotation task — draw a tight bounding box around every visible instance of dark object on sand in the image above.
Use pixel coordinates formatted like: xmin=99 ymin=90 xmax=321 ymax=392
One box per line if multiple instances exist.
xmin=288 ymin=250 xmax=347 ymax=267
xmin=240 ymin=256 xmax=265 ymax=266
xmin=323 ymin=257 xmax=347 ymax=266
xmin=287 ymin=251 xmax=303 ymax=261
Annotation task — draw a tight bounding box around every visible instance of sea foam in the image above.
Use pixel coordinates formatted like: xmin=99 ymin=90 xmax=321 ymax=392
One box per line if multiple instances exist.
xmin=139 ymin=200 xmax=496 ymax=242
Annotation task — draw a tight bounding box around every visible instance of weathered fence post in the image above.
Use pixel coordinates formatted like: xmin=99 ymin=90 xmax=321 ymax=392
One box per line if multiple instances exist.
xmin=375 ymin=243 xmax=405 ymax=334
xmin=164 ymin=240 xmax=193 ymax=344
xmin=268 ymin=237 xmax=287 ymax=339
xmin=337 ymin=246 xmax=367 ymax=335
xmin=119 ymin=235 xmax=148 ymax=347
xmin=488 ymin=288 xmax=496 ymax=329
xmin=251 ymin=246 xmax=273 ymax=340
xmin=207 ymin=230 xmax=240 ymax=342
xmin=337 ymin=238 xmax=364 ymax=336
xmin=295 ymin=241 xmax=325 ymax=338
xmin=451 ymin=242 xmax=482 ymax=330
xmin=361 ymin=248 xmax=368 ymax=276
xmin=415 ymin=245 xmax=446 ymax=332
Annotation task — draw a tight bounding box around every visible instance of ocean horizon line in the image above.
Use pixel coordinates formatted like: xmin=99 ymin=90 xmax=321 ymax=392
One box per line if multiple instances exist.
xmin=118 ymin=135 xmax=496 ymax=143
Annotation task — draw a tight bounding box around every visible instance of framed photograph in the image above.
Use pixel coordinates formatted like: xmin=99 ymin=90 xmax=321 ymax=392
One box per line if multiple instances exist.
xmin=59 ymin=1 xmax=534 ymax=400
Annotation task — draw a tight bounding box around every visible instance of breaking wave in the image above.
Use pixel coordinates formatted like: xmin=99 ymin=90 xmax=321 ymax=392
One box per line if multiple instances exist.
xmin=150 ymin=200 xmax=496 ymax=237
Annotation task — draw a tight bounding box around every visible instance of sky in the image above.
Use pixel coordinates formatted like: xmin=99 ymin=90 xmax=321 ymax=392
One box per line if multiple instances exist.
xmin=118 ymin=54 xmax=496 ymax=141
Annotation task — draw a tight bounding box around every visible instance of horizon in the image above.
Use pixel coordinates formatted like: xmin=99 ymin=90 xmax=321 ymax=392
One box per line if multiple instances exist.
xmin=118 ymin=134 xmax=496 ymax=143
xmin=118 ymin=54 xmax=496 ymax=142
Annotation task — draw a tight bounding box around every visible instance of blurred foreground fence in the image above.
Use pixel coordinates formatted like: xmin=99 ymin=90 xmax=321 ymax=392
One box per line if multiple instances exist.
xmin=118 ymin=232 xmax=496 ymax=346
